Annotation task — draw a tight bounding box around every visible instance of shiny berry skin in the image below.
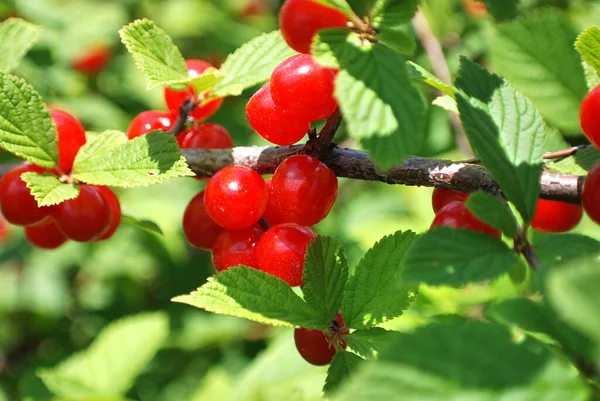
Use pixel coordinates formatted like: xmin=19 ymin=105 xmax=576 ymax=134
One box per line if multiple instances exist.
xmin=269 ymin=155 xmax=338 ymax=226
xmin=164 ymin=60 xmax=224 ymax=121
xmin=270 ymin=54 xmax=338 ymax=122
xmin=263 ymin=178 xmax=288 ymax=226
xmin=180 ymin=123 xmax=234 ymax=149
xmin=279 ymin=0 xmax=349 ymax=54
xmin=126 ymin=110 xmax=174 ymax=140
xmin=246 ymin=83 xmax=311 ymax=146
xmin=0 ymin=164 xmax=52 ymax=226
xmin=72 ymin=46 xmax=111 ymax=76
xmin=183 ymin=191 xmax=224 ymax=250
xmin=582 ymin=162 xmax=600 ymax=225
xmin=580 ymin=85 xmax=600 ymax=150
xmin=294 ymin=312 xmax=347 ymax=366
xmin=431 ymin=201 xmax=501 ymax=238
xmin=204 ymin=166 xmax=268 ymax=230
xmin=432 ymin=188 xmax=470 ymax=214
xmin=25 ymin=217 xmax=68 ymax=249
xmin=0 ymin=214 xmax=10 ymax=243
xmin=51 ymin=109 xmax=87 ymax=174
xmin=212 ymin=225 xmax=264 ymax=272
xmin=96 ymin=186 xmax=121 ymax=241
xmin=256 ymin=223 xmax=317 ymax=286
xmin=51 ymin=185 xmax=112 ymax=242
xmin=531 ymin=199 xmax=583 ymax=233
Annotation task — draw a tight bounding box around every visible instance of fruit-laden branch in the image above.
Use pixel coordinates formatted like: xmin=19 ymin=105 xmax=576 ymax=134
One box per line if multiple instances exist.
xmin=182 ymin=146 xmax=583 ymax=204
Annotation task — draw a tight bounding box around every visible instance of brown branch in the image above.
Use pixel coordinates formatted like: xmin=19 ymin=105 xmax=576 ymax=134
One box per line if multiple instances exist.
xmin=304 ymin=108 xmax=342 ymax=156
xmin=543 ymin=145 xmax=592 ymax=160
xmin=169 ymin=99 xmax=196 ymax=136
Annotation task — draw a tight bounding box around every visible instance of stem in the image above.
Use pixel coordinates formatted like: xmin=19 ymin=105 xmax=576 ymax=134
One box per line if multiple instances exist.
xmin=543 ymin=145 xmax=592 ymax=160
xmin=169 ymin=99 xmax=196 ymax=136
xmin=304 ymin=108 xmax=342 ymax=156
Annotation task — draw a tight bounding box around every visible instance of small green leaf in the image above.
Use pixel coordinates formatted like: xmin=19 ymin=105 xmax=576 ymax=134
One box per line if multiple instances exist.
xmin=0 ymin=18 xmax=40 ymax=73
xmin=466 ymin=191 xmax=517 ymax=238
xmin=454 ymin=56 xmax=504 ymax=103
xmin=0 ymin=73 xmax=58 ymax=167
xmin=378 ymin=27 xmax=416 ymax=55
xmin=314 ymin=0 xmax=354 ymax=16
xmin=535 ymin=234 xmax=600 ymax=267
xmin=71 ymin=130 xmax=194 ymax=187
xmin=342 ymin=231 xmax=417 ymax=330
xmin=121 ymin=214 xmax=163 ymax=236
xmin=345 ymin=327 xmax=393 ymax=359
xmin=302 ymin=237 xmax=349 ymax=325
xmin=323 ymin=351 xmax=362 ymax=394
xmin=575 ymin=26 xmax=600 ymax=79
xmin=172 ymin=266 xmax=323 ymax=329
xmin=407 ymin=61 xmax=456 ymax=97
xmin=547 ymin=146 xmax=600 ymax=175
xmin=370 ymin=0 xmax=418 ymax=29
xmin=21 ymin=172 xmax=79 ymax=207
xmin=482 ymin=0 xmax=518 ymax=22
xmin=119 ymin=19 xmax=188 ymax=90
xmin=403 ymin=227 xmax=518 ymax=286
xmin=212 ymin=30 xmax=297 ymax=97
xmin=582 ymin=62 xmax=600 ymax=90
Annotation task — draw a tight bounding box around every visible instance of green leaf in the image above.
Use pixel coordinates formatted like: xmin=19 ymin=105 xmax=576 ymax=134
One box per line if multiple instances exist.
xmin=119 ymin=19 xmax=188 ymax=90
xmin=575 ymin=27 xmax=600 ymax=79
xmin=21 ymin=172 xmax=79 ymax=207
xmin=71 ymin=130 xmax=194 ymax=187
xmin=378 ymin=27 xmax=416 ymax=55
xmin=0 ymin=18 xmax=40 ymax=73
xmin=547 ymin=146 xmax=600 ymax=175
xmin=314 ymin=0 xmax=354 ymax=16
xmin=212 ymin=30 xmax=297 ymax=97
xmin=342 ymin=231 xmax=417 ymax=330
xmin=403 ymin=227 xmax=518 ymax=286
xmin=121 ymin=214 xmax=163 ymax=236
xmin=345 ymin=327 xmax=393 ymax=359
xmin=39 ymin=312 xmax=169 ymax=398
xmin=323 ymin=351 xmax=362 ymax=394
xmin=370 ymin=0 xmax=418 ymax=29
xmin=489 ymin=12 xmax=588 ymax=133
xmin=454 ymin=56 xmax=503 ymax=103
xmin=302 ymin=237 xmax=349 ymax=325
xmin=172 ymin=266 xmax=323 ymax=329
xmin=466 ymin=191 xmax=517 ymax=238
xmin=535 ymin=234 xmax=600 ymax=266
xmin=583 ymin=61 xmax=600 ymax=91
xmin=407 ymin=61 xmax=456 ymax=97
xmin=0 ymin=73 xmax=58 ymax=167
xmin=482 ymin=0 xmax=518 ymax=22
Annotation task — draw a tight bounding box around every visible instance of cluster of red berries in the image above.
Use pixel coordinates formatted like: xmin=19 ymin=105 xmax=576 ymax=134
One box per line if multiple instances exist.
xmin=580 ymin=85 xmax=600 ymax=226
xmin=0 ymin=110 xmax=121 ymax=249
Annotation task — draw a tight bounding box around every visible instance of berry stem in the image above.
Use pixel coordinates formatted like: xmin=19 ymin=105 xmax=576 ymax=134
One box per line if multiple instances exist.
xmin=304 ymin=108 xmax=342 ymax=156
xmin=258 ymin=218 xmax=271 ymax=232
xmin=169 ymin=98 xmax=196 ymax=136
xmin=543 ymin=144 xmax=592 ymax=160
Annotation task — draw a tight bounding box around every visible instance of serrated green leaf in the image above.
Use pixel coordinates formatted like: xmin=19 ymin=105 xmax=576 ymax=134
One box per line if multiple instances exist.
xmin=0 ymin=73 xmax=58 ymax=167
xmin=39 ymin=312 xmax=169 ymax=398
xmin=121 ymin=214 xmax=163 ymax=236
xmin=0 ymin=18 xmax=40 ymax=73
xmin=403 ymin=227 xmax=518 ymax=286
xmin=314 ymin=0 xmax=354 ymax=16
xmin=407 ymin=61 xmax=456 ymax=97
xmin=71 ymin=130 xmax=194 ymax=187
xmin=582 ymin=61 xmax=600 ymax=90
xmin=302 ymin=237 xmax=349 ymax=326
xmin=576 ymin=27 xmax=600 ymax=79
xmin=324 ymin=351 xmax=362 ymax=394
xmin=489 ymin=12 xmax=588 ymax=133
xmin=482 ymin=0 xmax=518 ymax=22
xmin=432 ymin=95 xmax=457 ymax=113
xmin=535 ymin=234 xmax=600 ymax=266
xmin=21 ymin=172 xmax=79 ymax=207
xmin=379 ymin=27 xmax=416 ymax=55
xmin=119 ymin=19 xmax=188 ymax=90
xmin=455 ymin=56 xmax=503 ymax=103
xmin=466 ymin=191 xmax=517 ymax=238
xmin=370 ymin=0 xmax=418 ymax=29
xmin=342 ymin=231 xmax=417 ymax=330
xmin=547 ymin=146 xmax=600 ymax=175
xmin=212 ymin=30 xmax=297 ymax=97
xmin=172 ymin=266 xmax=323 ymax=329
xmin=188 ymin=69 xmax=225 ymax=95
xmin=345 ymin=327 xmax=393 ymax=359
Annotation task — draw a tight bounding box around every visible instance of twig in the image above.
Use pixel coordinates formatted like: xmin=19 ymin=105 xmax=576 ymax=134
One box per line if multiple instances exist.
xmin=304 ymin=108 xmax=342 ymax=156
xmin=169 ymin=99 xmax=196 ymax=136
xmin=543 ymin=145 xmax=592 ymax=160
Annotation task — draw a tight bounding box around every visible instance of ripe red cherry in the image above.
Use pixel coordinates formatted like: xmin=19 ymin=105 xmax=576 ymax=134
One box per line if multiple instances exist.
xmin=531 ymin=199 xmax=583 ymax=233
xmin=72 ymin=46 xmax=111 ymax=76
xmin=431 ymin=201 xmax=501 ymax=238
xmin=279 ymin=0 xmax=349 ymax=54
xmin=52 ymin=185 xmax=112 ymax=242
xmin=96 ymin=186 xmax=121 ymax=240
xmin=580 ymin=85 xmax=600 ymax=150
xmin=183 ymin=190 xmax=224 ymax=250
xmin=270 ymin=54 xmax=338 ymax=122
xmin=0 ymin=214 xmax=10 ymax=243
xmin=263 ymin=178 xmax=288 ymax=226
xmin=432 ymin=188 xmax=470 ymax=214
xmin=51 ymin=109 xmax=87 ymax=174
xmin=164 ymin=60 xmax=224 ymax=121
xmin=25 ymin=217 xmax=68 ymax=249
xmin=212 ymin=225 xmax=264 ymax=272
xmin=126 ymin=110 xmax=174 ymax=139
xmin=269 ymin=155 xmax=338 ymax=226
xmin=246 ymin=83 xmax=311 ymax=146
xmin=256 ymin=223 xmax=317 ymax=286
xmin=294 ymin=312 xmax=347 ymax=365
xmin=582 ymin=162 xmax=600 ymax=225
xmin=0 ymin=164 xmax=52 ymax=226
xmin=180 ymin=123 xmax=234 ymax=149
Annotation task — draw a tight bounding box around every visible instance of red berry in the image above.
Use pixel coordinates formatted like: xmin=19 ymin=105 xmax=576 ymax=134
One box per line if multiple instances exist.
xmin=583 ymin=162 xmax=600 ymax=225
xmin=126 ymin=110 xmax=174 ymax=140
xmin=463 ymin=0 xmax=488 ymax=18
xmin=183 ymin=190 xmax=224 ymax=250
xmin=263 ymin=178 xmax=288 ymax=226
xmin=580 ymin=85 xmax=600 ymax=150
xmin=294 ymin=312 xmax=347 ymax=365
xmin=25 ymin=217 xmax=68 ymax=249
xmin=52 ymin=185 xmax=112 ymax=242
xmin=256 ymin=223 xmax=317 ymax=286
xmin=432 ymin=188 xmax=470 ymax=214
xmin=212 ymin=225 xmax=264 ymax=272
xmin=180 ymin=123 xmax=234 ymax=149
xmin=51 ymin=109 xmax=87 ymax=174
xmin=279 ymin=0 xmax=349 ymax=54
xmin=0 ymin=214 xmax=10 ymax=243
xmin=431 ymin=201 xmax=501 ymax=238
xmin=531 ymin=199 xmax=582 ymax=233
xmin=246 ymin=83 xmax=311 ymax=146
xmin=270 ymin=54 xmax=338 ymax=122
xmin=96 ymin=186 xmax=121 ymax=240
xmin=204 ymin=166 xmax=268 ymax=230
xmin=269 ymin=155 xmax=338 ymax=226
xmin=164 ymin=60 xmax=224 ymax=121
xmin=0 ymin=164 xmax=52 ymax=226
xmin=72 ymin=46 xmax=111 ymax=76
